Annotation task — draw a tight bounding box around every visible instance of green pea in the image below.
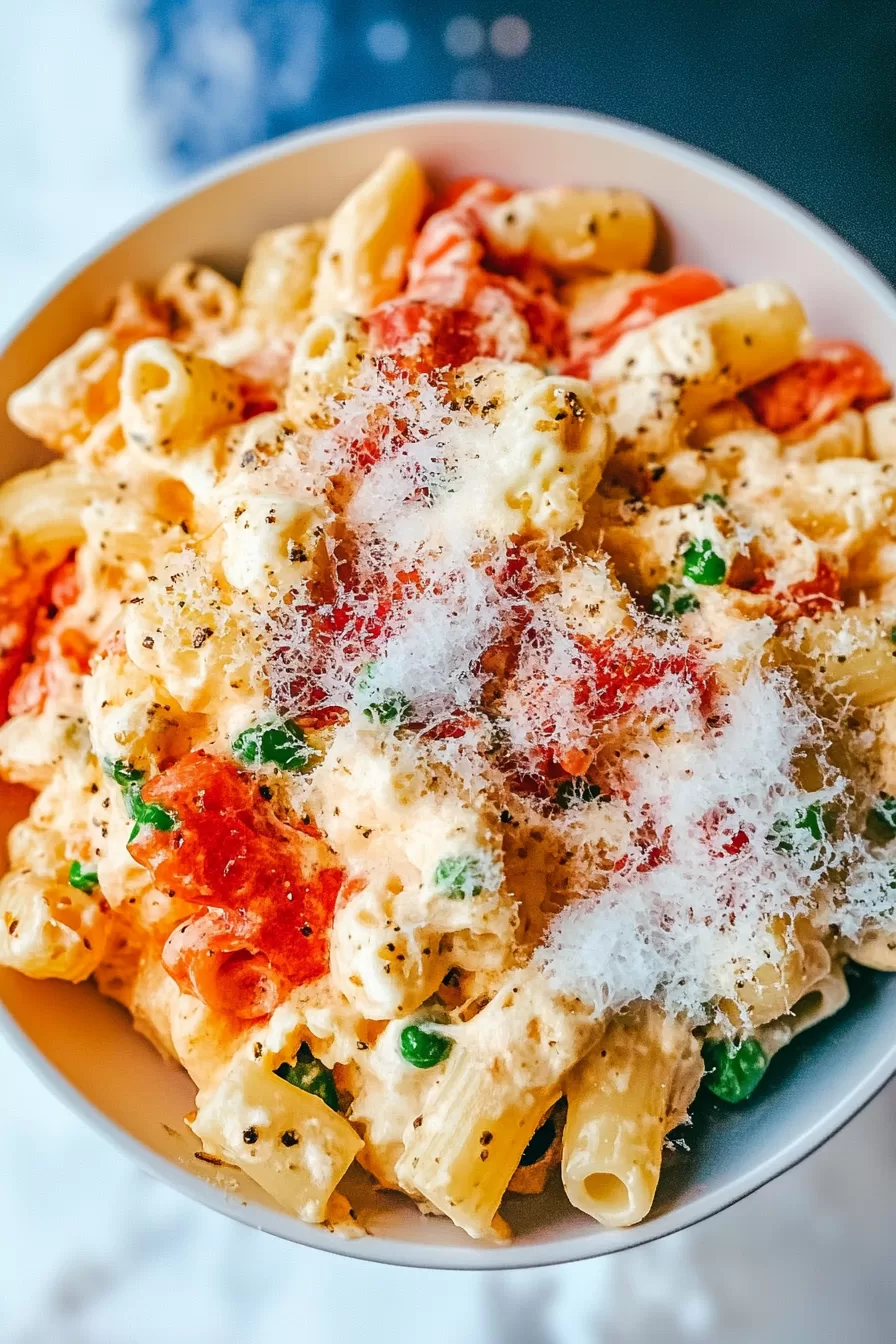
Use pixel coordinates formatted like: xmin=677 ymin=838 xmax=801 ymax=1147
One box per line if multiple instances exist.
xmin=701 ymin=492 xmax=728 ymax=508
xmin=104 ymin=759 xmax=178 ymax=840
xmin=702 ymin=1037 xmax=768 ymax=1103
xmin=232 ymin=718 xmax=320 ymax=772
xmin=399 ymin=1022 xmax=453 ymax=1069
xmin=772 ymin=802 xmax=826 ymax=854
xmin=103 ymin=758 xmax=144 ymax=787
xmin=890 ymin=627 xmax=896 ymax=645
xmin=68 ymin=860 xmax=99 ymax=893
xmin=650 ymin=584 xmax=700 ymax=618
xmin=555 ymin=779 xmax=605 ymax=810
xmin=356 ymin=663 xmax=412 ymax=726
xmin=274 ymin=1043 xmax=339 ymax=1111
xmin=122 ymin=782 xmax=178 ymax=841
xmin=434 ymin=855 xmax=485 ymax=899
xmin=869 ymin=794 xmax=896 ymax=841
xmin=682 ymin=539 xmax=727 ymax=586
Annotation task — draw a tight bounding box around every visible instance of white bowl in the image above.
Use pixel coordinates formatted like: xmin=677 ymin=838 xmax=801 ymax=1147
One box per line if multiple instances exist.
xmin=2 ymin=104 xmax=896 ymax=1270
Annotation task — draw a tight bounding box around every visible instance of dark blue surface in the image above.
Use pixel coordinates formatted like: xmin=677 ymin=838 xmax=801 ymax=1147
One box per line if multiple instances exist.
xmin=133 ymin=0 xmax=896 ymax=282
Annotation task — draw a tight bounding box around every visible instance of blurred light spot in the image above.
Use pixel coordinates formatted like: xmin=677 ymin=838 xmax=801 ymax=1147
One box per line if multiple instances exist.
xmin=452 ymin=66 xmax=493 ymax=99
xmin=443 ymin=16 xmax=485 ymax=59
xmin=366 ymin=20 xmax=410 ymax=63
xmin=489 ymin=15 xmax=531 ymax=58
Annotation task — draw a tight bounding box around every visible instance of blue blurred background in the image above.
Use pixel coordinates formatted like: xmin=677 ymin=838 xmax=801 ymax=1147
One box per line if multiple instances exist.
xmin=134 ymin=0 xmax=896 ymax=282
xmin=1 ymin=3 xmax=896 ymax=1341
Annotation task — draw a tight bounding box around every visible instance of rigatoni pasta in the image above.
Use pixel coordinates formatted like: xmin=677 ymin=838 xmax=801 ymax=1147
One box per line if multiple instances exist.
xmin=2 ymin=151 xmax=895 ymax=1243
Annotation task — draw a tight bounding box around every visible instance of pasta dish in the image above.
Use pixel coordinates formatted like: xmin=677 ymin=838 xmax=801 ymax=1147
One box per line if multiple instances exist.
xmin=3 ymin=151 xmax=896 ymax=1240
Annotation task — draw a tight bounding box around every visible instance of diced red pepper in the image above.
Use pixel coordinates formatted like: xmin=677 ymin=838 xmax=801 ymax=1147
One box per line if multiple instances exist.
xmin=405 ymin=178 xmax=567 ymax=362
xmin=573 ymin=637 xmax=715 ymax=723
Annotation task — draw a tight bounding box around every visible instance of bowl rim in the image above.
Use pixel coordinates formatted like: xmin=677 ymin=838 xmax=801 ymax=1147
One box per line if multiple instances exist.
xmin=2 ymin=100 xmax=896 ymax=1271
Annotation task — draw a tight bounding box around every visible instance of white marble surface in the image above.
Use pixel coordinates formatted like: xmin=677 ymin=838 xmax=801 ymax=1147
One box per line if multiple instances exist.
xmin=2 ymin=5 xmax=896 ymax=1340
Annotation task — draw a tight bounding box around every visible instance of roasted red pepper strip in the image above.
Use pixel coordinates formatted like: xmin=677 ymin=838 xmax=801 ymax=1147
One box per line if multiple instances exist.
xmin=744 ymin=340 xmax=891 ymax=437
xmin=129 ymin=752 xmax=343 ymax=1018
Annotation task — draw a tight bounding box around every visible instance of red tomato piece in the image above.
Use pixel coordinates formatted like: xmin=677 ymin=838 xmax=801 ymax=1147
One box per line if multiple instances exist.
xmin=574 ymin=637 xmax=715 ymax=723
xmin=130 ymin=752 xmax=344 ymax=1017
xmin=0 ymin=572 xmax=43 ymax=724
xmin=162 ymin=909 xmax=279 ymax=1020
xmin=430 ymin=176 xmax=511 ymax=213
xmin=564 ymin=266 xmax=726 ymax=374
xmin=7 ymin=556 xmax=92 ymax=718
xmin=405 ymin=178 xmax=567 ymax=362
xmin=408 ymin=178 xmax=512 ymax=298
xmin=750 ymin=556 xmax=842 ymax=622
xmin=367 ymin=299 xmax=488 ymax=372
xmin=744 ymin=340 xmax=891 ymax=437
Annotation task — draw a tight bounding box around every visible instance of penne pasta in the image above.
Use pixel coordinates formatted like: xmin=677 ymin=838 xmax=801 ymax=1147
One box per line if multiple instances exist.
xmin=312 ymin=149 xmax=428 ymax=316
xmin=562 ymin=1008 xmax=701 ymax=1228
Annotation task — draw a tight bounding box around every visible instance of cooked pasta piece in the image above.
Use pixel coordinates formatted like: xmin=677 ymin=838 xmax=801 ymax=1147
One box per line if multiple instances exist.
xmin=0 ymin=814 xmax=108 ymax=981
xmin=7 ymin=328 xmax=122 ymax=453
xmin=241 ymin=222 xmax=327 ymax=333
xmin=285 ymin=312 xmax=367 ymax=428
xmin=483 ymin=187 xmax=656 ymax=274
xmin=755 ymin=965 xmax=850 ymax=1059
xmin=156 ymin=262 xmax=241 ymax=348
xmin=312 ymin=149 xmax=428 ymax=316
xmin=0 ymin=460 xmax=90 ymax=563
xmin=191 ymin=1046 xmax=362 ymax=1222
xmin=119 ymin=339 xmax=247 ymax=452
xmin=724 ymin=922 xmax=831 ymax=1030
xmin=562 ymin=1008 xmax=702 ymax=1228
xmin=846 ymin=928 xmax=896 ymax=971
xmin=866 ymin=399 xmax=896 ymax=461
xmin=784 ymin=605 xmax=896 ymax=707
xmin=395 ymin=972 xmax=598 ymax=1238
xmin=594 ymin=282 xmax=810 ymax=446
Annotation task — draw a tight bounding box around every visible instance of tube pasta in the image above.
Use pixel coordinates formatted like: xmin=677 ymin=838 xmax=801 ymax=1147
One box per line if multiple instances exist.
xmin=483 ymin=187 xmax=656 ymax=274
xmin=0 ymin=460 xmax=91 ymax=565
xmin=119 ymin=338 xmax=247 ymax=452
xmin=785 ymin=604 xmax=896 ymax=707
xmin=156 ymin=261 xmax=241 ymax=347
xmin=241 ymin=222 xmax=327 ymax=332
xmin=395 ymin=972 xmax=598 ymax=1238
xmin=866 ymin=399 xmax=896 ymax=461
xmin=755 ymin=965 xmax=850 ymax=1059
xmin=726 ymin=924 xmax=831 ymax=1029
xmin=191 ymin=1047 xmax=362 ymax=1223
xmin=781 ymin=409 xmax=867 ymax=464
xmin=846 ymin=928 xmax=896 ymax=971
xmin=0 ymin=816 xmax=108 ymax=981
xmin=561 ymin=1008 xmax=702 ymax=1229
xmin=7 ymin=328 xmax=122 ymax=453
xmin=285 ymin=312 xmax=367 ymax=428
xmin=312 ymin=149 xmax=428 ymax=316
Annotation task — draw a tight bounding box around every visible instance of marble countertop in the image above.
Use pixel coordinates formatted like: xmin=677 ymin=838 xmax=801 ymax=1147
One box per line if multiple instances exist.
xmin=2 ymin=5 xmax=895 ymax=1340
